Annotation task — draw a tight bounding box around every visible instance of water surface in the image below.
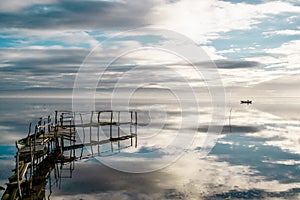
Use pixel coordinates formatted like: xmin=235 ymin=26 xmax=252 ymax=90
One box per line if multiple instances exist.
xmin=0 ymin=97 xmax=299 ymax=199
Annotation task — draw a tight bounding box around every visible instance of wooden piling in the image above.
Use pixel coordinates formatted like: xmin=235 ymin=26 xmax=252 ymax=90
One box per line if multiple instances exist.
xmin=15 ymin=141 xmax=22 ymax=199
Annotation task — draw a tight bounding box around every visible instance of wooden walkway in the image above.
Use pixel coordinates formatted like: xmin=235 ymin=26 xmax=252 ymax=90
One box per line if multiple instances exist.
xmin=1 ymin=110 xmax=138 ymax=200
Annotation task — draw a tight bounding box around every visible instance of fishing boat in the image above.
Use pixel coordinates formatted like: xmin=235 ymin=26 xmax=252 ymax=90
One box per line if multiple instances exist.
xmin=240 ymin=100 xmax=252 ymax=104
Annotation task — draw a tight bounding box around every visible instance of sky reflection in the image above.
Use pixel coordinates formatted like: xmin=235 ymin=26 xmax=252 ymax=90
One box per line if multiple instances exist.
xmin=0 ymin=98 xmax=299 ymax=199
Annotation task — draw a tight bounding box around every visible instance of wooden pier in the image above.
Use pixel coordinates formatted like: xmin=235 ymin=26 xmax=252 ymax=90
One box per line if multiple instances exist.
xmin=1 ymin=110 xmax=138 ymax=200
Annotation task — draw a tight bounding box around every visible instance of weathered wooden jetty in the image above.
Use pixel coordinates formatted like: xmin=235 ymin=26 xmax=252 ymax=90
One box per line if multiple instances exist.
xmin=1 ymin=110 xmax=138 ymax=200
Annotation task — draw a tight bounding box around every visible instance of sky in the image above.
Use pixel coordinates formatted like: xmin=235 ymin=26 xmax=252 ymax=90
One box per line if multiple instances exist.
xmin=0 ymin=0 xmax=299 ymax=100
xmin=1 ymin=1 xmax=300 ymax=198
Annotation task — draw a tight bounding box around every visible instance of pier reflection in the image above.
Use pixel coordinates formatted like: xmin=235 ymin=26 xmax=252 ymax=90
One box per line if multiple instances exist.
xmin=1 ymin=110 xmax=138 ymax=200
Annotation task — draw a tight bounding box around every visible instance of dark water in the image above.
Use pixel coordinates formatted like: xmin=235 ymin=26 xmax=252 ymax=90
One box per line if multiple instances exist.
xmin=0 ymin=97 xmax=299 ymax=199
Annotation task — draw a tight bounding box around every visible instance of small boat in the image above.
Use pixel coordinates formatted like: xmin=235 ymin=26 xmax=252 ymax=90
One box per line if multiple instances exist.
xmin=240 ymin=100 xmax=252 ymax=104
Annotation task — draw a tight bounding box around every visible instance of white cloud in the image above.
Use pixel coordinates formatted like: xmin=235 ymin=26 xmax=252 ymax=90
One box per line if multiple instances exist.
xmin=255 ymin=1 xmax=300 ymax=14
xmin=0 ymin=0 xmax=57 ymax=13
xmin=2 ymin=28 xmax=100 ymax=49
xmin=149 ymin=0 xmax=300 ymax=44
xmin=165 ymin=153 xmax=300 ymax=197
xmin=201 ymin=46 xmax=226 ymax=60
xmin=247 ymin=40 xmax=300 ymax=71
xmin=263 ymin=159 xmax=300 ymax=166
xmin=263 ymin=29 xmax=300 ymax=36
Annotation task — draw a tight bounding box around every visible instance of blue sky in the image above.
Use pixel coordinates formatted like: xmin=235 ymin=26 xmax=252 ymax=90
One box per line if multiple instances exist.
xmin=0 ymin=0 xmax=299 ymax=99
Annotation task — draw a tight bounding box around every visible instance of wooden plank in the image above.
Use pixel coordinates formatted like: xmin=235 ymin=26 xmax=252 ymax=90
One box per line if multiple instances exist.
xmin=19 ymin=145 xmax=45 ymax=153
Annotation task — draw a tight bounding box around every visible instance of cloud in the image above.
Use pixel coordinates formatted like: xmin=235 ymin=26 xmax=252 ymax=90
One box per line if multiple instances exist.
xmin=0 ymin=0 xmax=299 ymax=73
xmin=150 ymin=0 xmax=300 ymax=43
xmin=0 ymin=0 xmax=57 ymax=13
xmin=266 ymin=40 xmax=300 ymax=59
xmin=246 ymin=40 xmax=300 ymax=70
xmin=206 ymin=188 xmax=300 ymax=199
xmin=251 ymin=74 xmax=300 ymax=97
xmin=263 ymin=29 xmax=300 ymax=36
xmin=51 ymin=162 xmax=171 ymax=197
xmin=214 ymin=60 xmax=260 ymax=69
xmin=1 ymin=0 xmax=300 ymax=45
xmin=48 ymin=152 xmax=300 ymax=199
xmin=0 ymin=48 xmax=90 ymax=94
xmin=198 ymin=125 xmax=261 ymax=134
xmin=0 ymin=0 xmax=153 ymax=30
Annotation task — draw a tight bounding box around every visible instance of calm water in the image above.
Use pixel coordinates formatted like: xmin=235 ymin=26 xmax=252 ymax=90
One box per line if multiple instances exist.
xmin=0 ymin=97 xmax=299 ymax=199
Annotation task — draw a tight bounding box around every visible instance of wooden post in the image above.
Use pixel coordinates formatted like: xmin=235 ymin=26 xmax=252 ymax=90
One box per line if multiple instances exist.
xmin=130 ymin=111 xmax=133 ymax=144
xmin=55 ymin=111 xmax=58 ymax=125
xmin=38 ymin=117 xmax=42 ymax=132
xmin=118 ymin=111 xmax=120 ymax=152
xmin=110 ymin=111 xmax=113 ymax=139
xmin=60 ymin=136 xmax=64 ymax=154
xmin=80 ymin=114 xmax=85 ymax=144
xmin=229 ymin=108 xmax=232 ymax=133
xmin=97 ymin=111 xmax=101 ymax=123
xmin=110 ymin=111 xmax=113 ymax=151
xmin=54 ymin=111 xmax=58 ymax=149
xmin=34 ymin=125 xmax=37 ymax=154
xmin=43 ymin=120 xmax=46 ymax=141
xmin=60 ymin=113 xmax=63 ymax=127
xmin=48 ymin=173 xmax=52 ymax=197
xmin=135 ymin=112 xmax=138 ymax=148
xmin=80 ymin=113 xmax=85 ymax=159
xmin=90 ymin=111 xmax=94 ymax=156
xmin=97 ymin=111 xmax=101 ymax=155
xmin=29 ymin=137 xmax=33 ymax=190
xmin=97 ymin=125 xmax=100 ymax=155
xmin=69 ymin=118 xmax=72 ymax=158
xmin=47 ymin=115 xmax=51 ymax=133
xmin=72 ymin=112 xmax=75 ymax=158
xmin=27 ymin=122 xmax=32 ymax=146
xmin=15 ymin=141 xmax=22 ymax=199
